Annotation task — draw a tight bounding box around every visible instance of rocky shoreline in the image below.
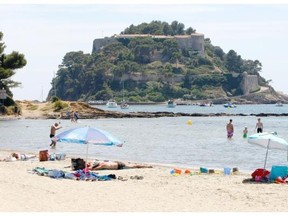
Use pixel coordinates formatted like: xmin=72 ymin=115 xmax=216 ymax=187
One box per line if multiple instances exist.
xmin=64 ymin=111 xmax=288 ymax=119
xmin=1 ymin=99 xmax=288 ymax=120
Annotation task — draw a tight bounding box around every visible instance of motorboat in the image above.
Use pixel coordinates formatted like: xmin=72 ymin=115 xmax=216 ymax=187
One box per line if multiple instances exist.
xmin=106 ymin=100 xmax=118 ymax=108
xmin=223 ymin=103 xmax=237 ymax=108
xmin=167 ymin=100 xmax=176 ymax=108
xmin=276 ymin=102 xmax=283 ymax=106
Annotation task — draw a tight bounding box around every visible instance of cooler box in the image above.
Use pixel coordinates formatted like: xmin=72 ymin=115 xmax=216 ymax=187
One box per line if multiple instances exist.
xmin=269 ymin=165 xmax=288 ymax=181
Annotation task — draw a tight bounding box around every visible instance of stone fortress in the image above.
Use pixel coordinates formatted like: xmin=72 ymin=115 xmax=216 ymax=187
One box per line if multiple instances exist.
xmin=92 ymin=33 xmax=259 ymax=96
xmin=92 ymin=33 xmax=205 ymax=55
xmin=240 ymin=72 xmax=259 ymax=95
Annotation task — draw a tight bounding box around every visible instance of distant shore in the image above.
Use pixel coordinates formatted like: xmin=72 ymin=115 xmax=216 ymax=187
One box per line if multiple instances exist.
xmin=1 ymin=100 xmax=288 ymax=120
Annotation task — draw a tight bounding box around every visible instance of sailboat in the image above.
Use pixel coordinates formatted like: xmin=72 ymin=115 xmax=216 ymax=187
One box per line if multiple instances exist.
xmin=120 ymin=82 xmax=129 ymax=109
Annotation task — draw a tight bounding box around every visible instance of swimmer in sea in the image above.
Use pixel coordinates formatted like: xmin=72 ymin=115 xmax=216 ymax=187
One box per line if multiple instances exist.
xmin=226 ymin=119 xmax=234 ymax=139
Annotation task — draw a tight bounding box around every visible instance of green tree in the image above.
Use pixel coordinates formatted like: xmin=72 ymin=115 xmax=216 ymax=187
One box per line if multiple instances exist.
xmin=52 ymin=51 xmax=91 ymax=100
xmin=185 ymin=27 xmax=195 ymax=35
xmin=242 ymin=59 xmax=262 ymax=74
xmin=162 ymin=39 xmax=179 ymax=62
xmin=0 ymin=32 xmax=27 ymax=98
xmin=225 ymin=50 xmax=243 ymax=73
xmin=163 ymin=22 xmax=173 ymax=35
xmin=214 ymin=46 xmax=225 ymax=60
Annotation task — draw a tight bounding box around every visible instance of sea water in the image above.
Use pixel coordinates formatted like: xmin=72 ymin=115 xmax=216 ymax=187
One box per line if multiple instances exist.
xmin=94 ymin=103 xmax=288 ymax=115
xmin=1 ymin=104 xmax=288 ymax=172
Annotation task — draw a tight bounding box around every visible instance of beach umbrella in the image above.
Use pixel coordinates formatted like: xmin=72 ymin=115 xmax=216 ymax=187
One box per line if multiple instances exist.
xmin=54 ymin=126 xmax=123 ymax=167
xmin=248 ymin=132 xmax=288 ymax=170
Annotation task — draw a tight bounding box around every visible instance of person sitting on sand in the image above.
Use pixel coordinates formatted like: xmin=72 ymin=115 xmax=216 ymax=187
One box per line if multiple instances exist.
xmin=87 ymin=160 xmax=153 ymax=170
xmin=0 ymin=152 xmax=36 ymax=162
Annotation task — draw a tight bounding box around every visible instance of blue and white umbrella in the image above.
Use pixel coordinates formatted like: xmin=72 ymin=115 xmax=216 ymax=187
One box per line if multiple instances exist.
xmin=54 ymin=126 xmax=122 ymax=146
xmin=54 ymin=126 xmax=123 ymax=167
xmin=248 ymin=132 xmax=288 ymax=170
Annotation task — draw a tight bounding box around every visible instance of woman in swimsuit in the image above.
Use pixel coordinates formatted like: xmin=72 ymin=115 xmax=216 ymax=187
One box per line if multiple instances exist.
xmin=88 ymin=160 xmax=152 ymax=170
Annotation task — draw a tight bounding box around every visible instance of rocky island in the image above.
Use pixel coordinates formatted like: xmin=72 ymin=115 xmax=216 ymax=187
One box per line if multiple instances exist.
xmin=1 ymin=90 xmax=287 ymax=120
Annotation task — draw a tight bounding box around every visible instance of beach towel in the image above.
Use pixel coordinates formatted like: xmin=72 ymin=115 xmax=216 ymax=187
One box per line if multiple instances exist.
xmin=48 ymin=169 xmax=65 ymax=178
xmin=72 ymin=170 xmax=116 ymax=181
xmin=33 ymin=167 xmax=51 ymax=176
xmin=31 ymin=167 xmax=116 ymax=181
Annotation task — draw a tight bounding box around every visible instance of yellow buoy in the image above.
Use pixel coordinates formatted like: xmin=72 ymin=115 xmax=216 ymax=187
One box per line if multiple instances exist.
xmin=187 ymin=120 xmax=192 ymax=125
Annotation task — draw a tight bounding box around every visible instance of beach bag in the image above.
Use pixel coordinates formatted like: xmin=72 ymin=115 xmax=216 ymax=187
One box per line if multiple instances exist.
xmin=56 ymin=153 xmax=66 ymax=160
xmin=39 ymin=150 xmax=49 ymax=162
xmin=251 ymin=168 xmax=270 ymax=181
xmin=71 ymin=158 xmax=86 ymax=171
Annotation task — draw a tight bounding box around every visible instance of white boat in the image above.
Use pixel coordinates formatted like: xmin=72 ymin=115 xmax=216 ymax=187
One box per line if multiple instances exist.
xmin=223 ymin=103 xmax=237 ymax=108
xmin=120 ymin=102 xmax=129 ymax=109
xmin=276 ymin=102 xmax=283 ymax=107
xmin=106 ymin=100 xmax=118 ymax=108
xmin=199 ymin=102 xmax=213 ymax=107
xmin=167 ymin=100 xmax=176 ymax=108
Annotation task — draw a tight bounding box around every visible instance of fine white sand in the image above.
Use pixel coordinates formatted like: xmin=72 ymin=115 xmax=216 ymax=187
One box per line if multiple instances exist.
xmin=1 ymin=149 xmax=288 ymax=212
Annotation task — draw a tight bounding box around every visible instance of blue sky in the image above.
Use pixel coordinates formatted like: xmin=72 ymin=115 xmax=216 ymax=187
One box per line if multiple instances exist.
xmin=0 ymin=1 xmax=288 ymax=100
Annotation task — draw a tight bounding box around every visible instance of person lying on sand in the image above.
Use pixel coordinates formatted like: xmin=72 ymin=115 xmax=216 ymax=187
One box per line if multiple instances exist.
xmin=87 ymin=160 xmax=153 ymax=170
xmin=0 ymin=152 xmax=36 ymax=162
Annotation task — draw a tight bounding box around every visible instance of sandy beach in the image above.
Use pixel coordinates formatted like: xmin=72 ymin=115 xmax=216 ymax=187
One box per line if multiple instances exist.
xmin=1 ymin=149 xmax=288 ymax=212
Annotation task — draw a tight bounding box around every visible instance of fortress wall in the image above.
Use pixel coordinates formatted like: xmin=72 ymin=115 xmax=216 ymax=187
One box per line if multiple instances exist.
xmin=174 ymin=34 xmax=204 ymax=55
xmin=241 ymin=73 xmax=259 ymax=95
xmin=92 ymin=38 xmax=117 ymax=53
xmin=92 ymin=34 xmax=205 ymax=55
xmin=191 ymin=34 xmax=205 ymax=55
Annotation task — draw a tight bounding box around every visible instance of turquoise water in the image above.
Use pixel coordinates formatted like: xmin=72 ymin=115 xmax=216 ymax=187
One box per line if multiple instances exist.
xmin=1 ymin=104 xmax=288 ymax=172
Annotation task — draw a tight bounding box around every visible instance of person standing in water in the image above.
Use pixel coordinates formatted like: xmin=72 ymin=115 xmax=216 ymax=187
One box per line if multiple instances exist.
xmin=49 ymin=122 xmax=62 ymax=148
xmin=226 ymin=119 xmax=234 ymax=139
xmin=255 ymin=118 xmax=263 ymax=133
xmin=243 ymin=126 xmax=248 ymax=138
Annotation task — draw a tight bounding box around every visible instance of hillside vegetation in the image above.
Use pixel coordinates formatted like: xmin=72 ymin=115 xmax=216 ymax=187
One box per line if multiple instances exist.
xmin=48 ymin=20 xmax=266 ymax=103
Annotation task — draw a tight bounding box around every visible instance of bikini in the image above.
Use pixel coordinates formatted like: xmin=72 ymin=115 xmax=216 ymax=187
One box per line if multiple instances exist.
xmin=116 ymin=161 xmax=125 ymax=169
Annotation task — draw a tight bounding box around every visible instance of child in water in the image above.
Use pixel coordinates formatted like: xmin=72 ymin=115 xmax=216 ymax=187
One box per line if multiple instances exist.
xmin=243 ymin=126 xmax=248 ymax=138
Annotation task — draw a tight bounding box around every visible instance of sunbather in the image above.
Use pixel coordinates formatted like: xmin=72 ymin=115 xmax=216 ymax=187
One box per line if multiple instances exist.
xmin=0 ymin=152 xmax=36 ymax=162
xmin=87 ymin=160 xmax=153 ymax=170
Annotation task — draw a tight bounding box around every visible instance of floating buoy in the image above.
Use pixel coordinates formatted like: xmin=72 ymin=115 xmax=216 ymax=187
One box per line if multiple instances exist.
xmin=187 ymin=120 xmax=192 ymax=125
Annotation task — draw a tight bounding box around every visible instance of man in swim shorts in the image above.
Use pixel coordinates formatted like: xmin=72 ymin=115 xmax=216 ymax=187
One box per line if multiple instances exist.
xmin=226 ymin=119 xmax=234 ymax=139
xmin=88 ymin=160 xmax=153 ymax=170
xmin=255 ymin=118 xmax=263 ymax=133
xmin=49 ymin=122 xmax=62 ymax=148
